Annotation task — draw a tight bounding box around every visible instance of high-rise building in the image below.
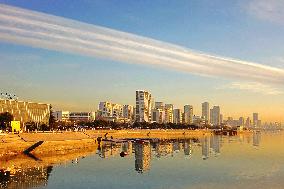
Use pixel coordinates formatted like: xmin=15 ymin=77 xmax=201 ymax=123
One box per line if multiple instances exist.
xmin=239 ymin=117 xmax=245 ymax=126
xmin=152 ymin=102 xmax=165 ymax=124
xmin=253 ymin=113 xmax=259 ymax=127
xmin=245 ymin=117 xmax=251 ymax=127
xmin=136 ymin=90 xmax=152 ymax=122
xmin=210 ymin=106 xmax=220 ymax=126
xmin=165 ymin=104 xmax=173 ymax=123
xmin=202 ymin=102 xmax=210 ymax=123
xmin=184 ymin=105 xmax=193 ymax=124
xmin=173 ymin=109 xmax=182 ymax=124
xmin=220 ymin=114 xmax=223 ymax=124
xmin=97 ymin=101 xmax=130 ymax=122
xmin=123 ymin=105 xmax=134 ymax=120
xmin=152 ymin=109 xmax=165 ymax=123
xmin=193 ymin=115 xmax=204 ymax=126
xmin=98 ymin=101 xmax=113 ymax=117
xmin=257 ymin=120 xmax=262 ymax=127
xmin=112 ymin=103 xmax=123 ymax=118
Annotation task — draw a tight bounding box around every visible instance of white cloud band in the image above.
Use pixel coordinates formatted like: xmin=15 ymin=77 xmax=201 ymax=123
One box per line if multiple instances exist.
xmin=1 ymin=4 xmax=284 ymax=85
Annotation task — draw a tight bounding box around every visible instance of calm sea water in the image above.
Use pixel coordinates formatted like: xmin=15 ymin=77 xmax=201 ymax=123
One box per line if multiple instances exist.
xmin=1 ymin=131 xmax=284 ymax=189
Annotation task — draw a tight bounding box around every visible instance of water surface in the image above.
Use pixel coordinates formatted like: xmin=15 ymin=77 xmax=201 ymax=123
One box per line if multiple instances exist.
xmin=1 ymin=131 xmax=284 ymax=189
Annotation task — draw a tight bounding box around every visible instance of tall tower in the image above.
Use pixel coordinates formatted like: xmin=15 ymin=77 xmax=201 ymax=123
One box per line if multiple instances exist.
xmin=253 ymin=113 xmax=259 ymax=127
xmin=173 ymin=109 xmax=182 ymax=124
xmin=165 ymin=104 xmax=174 ymax=123
xmin=210 ymin=106 xmax=220 ymax=126
xmin=239 ymin=117 xmax=245 ymax=126
xmin=202 ymin=102 xmax=210 ymax=123
xmin=152 ymin=102 xmax=165 ymax=123
xmin=184 ymin=105 xmax=193 ymax=124
xmin=135 ymin=90 xmax=152 ymax=122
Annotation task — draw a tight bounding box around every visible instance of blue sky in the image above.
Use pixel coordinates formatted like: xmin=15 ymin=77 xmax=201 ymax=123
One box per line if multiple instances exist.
xmin=0 ymin=0 xmax=284 ymax=122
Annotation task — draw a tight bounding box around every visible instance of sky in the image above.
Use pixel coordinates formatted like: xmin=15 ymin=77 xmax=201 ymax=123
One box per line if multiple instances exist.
xmin=0 ymin=0 xmax=284 ymax=123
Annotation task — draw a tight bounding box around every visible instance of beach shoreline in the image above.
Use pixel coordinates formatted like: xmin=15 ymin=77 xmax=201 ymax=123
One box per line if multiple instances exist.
xmin=0 ymin=129 xmax=252 ymax=165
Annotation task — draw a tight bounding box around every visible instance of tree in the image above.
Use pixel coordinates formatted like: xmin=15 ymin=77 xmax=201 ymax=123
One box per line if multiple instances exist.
xmin=0 ymin=112 xmax=13 ymax=130
xmin=49 ymin=105 xmax=56 ymax=130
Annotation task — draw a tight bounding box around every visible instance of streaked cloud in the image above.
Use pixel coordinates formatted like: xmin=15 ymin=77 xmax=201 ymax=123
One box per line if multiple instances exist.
xmin=246 ymin=0 xmax=284 ymax=25
xmin=218 ymin=82 xmax=284 ymax=95
xmin=0 ymin=4 xmax=284 ymax=85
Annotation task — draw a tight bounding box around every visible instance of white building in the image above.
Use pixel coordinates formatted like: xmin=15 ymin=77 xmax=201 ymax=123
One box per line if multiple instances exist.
xmin=69 ymin=112 xmax=96 ymax=122
xmin=112 ymin=103 xmax=123 ymax=118
xmin=152 ymin=102 xmax=165 ymax=123
xmin=184 ymin=105 xmax=193 ymax=124
xmin=53 ymin=111 xmax=95 ymax=122
xmin=98 ymin=101 xmax=113 ymax=117
xmin=165 ymin=104 xmax=173 ymax=123
xmin=123 ymin=105 xmax=134 ymax=120
xmin=202 ymin=102 xmax=210 ymax=123
xmin=53 ymin=111 xmax=70 ymax=122
xmin=173 ymin=109 xmax=182 ymax=124
xmin=210 ymin=106 xmax=220 ymax=126
xmin=136 ymin=90 xmax=152 ymax=122
xmin=152 ymin=109 xmax=165 ymax=124
xmin=97 ymin=101 xmax=132 ymax=122
xmin=193 ymin=115 xmax=204 ymax=126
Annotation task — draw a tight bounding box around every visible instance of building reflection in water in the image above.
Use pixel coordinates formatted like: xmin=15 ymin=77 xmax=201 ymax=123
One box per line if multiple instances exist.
xmin=155 ymin=140 xmax=173 ymax=158
xmin=202 ymin=135 xmax=221 ymax=160
xmin=134 ymin=141 xmax=151 ymax=173
xmin=253 ymin=131 xmax=261 ymax=147
xmin=0 ymin=166 xmax=53 ymax=189
xmin=98 ymin=142 xmax=122 ymax=158
xmin=210 ymin=135 xmax=221 ymax=155
xmin=0 ymin=132 xmax=266 ymax=187
xmin=202 ymin=136 xmax=210 ymax=160
xmin=121 ymin=141 xmax=133 ymax=154
xmin=183 ymin=139 xmax=192 ymax=157
xmin=96 ymin=135 xmax=235 ymax=172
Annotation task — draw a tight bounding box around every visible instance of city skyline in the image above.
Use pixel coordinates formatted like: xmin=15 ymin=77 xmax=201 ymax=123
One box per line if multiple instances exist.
xmin=58 ymin=90 xmax=267 ymax=125
xmin=0 ymin=1 xmax=284 ymax=122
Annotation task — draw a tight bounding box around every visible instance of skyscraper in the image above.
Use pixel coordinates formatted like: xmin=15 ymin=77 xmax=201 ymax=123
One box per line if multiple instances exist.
xmin=239 ymin=117 xmax=245 ymax=126
xmin=173 ymin=109 xmax=182 ymax=124
xmin=184 ymin=105 xmax=193 ymax=124
xmin=245 ymin=117 xmax=251 ymax=127
xmin=123 ymin=105 xmax=134 ymax=121
xmin=152 ymin=102 xmax=165 ymax=123
xmin=136 ymin=90 xmax=152 ymax=122
xmin=202 ymin=102 xmax=210 ymax=123
xmin=165 ymin=104 xmax=173 ymax=123
xmin=98 ymin=101 xmax=124 ymax=121
xmin=253 ymin=113 xmax=259 ymax=127
xmin=220 ymin=114 xmax=223 ymax=124
xmin=210 ymin=106 xmax=220 ymax=126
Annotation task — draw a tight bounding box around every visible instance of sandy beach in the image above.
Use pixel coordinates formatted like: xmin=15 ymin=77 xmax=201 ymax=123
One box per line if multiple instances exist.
xmin=0 ymin=129 xmax=253 ymax=169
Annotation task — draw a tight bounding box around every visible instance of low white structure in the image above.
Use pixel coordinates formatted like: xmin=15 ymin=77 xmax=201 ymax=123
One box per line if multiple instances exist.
xmin=53 ymin=111 xmax=95 ymax=122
